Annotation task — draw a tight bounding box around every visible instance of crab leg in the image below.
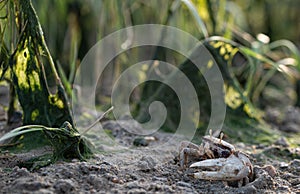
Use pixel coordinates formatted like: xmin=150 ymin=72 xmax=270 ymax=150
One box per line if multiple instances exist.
xmin=179 ymin=147 xmax=201 ymax=168
xmin=202 ymin=136 xmax=235 ymax=152
xmin=179 ymin=141 xmax=201 ymax=169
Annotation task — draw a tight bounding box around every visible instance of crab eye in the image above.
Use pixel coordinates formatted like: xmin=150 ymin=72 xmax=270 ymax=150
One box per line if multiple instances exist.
xmin=220 ymin=150 xmax=231 ymax=158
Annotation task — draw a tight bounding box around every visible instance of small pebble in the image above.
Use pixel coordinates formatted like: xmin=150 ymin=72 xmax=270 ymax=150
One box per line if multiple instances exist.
xmin=290 ymin=159 xmax=300 ymax=167
xmin=11 ymin=167 xmax=30 ymax=177
xmin=133 ymin=137 xmax=149 ymax=146
xmin=125 ymin=181 xmax=139 ymax=189
xmin=54 ymin=179 xmax=75 ymax=193
xmin=176 ymin=181 xmax=192 ymax=188
xmin=112 ymin=177 xmax=123 ymax=184
xmin=137 ymin=161 xmax=150 ymax=171
xmin=279 ymin=162 xmax=289 ymax=169
xmin=262 ymin=165 xmax=277 ymax=178
xmin=137 ymin=156 xmax=156 ymax=171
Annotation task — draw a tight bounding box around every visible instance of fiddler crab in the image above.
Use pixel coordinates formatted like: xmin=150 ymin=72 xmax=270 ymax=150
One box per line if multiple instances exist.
xmin=179 ymin=130 xmax=253 ymax=187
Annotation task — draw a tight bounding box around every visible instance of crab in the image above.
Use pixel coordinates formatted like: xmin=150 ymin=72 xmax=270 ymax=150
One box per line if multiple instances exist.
xmin=178 ymin=130 xmax=253 ymax=187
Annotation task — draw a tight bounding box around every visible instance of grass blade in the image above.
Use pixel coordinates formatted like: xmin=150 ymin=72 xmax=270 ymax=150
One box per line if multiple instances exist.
xmin=181 ymin=0 xmax=208 ymax=38
xmin=0 ymin=127 xmax=44 ymax=143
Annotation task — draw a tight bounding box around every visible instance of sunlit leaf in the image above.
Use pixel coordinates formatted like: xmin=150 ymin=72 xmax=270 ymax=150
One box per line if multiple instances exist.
xmin=224 ymin=84 xmax=242 ymax=109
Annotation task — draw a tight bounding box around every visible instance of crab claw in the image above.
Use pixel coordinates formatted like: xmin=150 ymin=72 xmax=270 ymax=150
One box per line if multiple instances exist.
xmin=190 ymin=154 xmax=251 ymax=181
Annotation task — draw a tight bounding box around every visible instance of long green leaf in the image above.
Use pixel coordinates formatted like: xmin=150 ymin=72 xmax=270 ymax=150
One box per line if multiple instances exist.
xmin=181 ymin=0 xmax=208 ymax=38
xmin=0 ymin=127 xmax=44 ymax=143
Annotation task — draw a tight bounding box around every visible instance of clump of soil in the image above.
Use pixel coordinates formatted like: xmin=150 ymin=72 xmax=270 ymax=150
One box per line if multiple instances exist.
xmin=0 ymin=119 xmax=300 ymax=193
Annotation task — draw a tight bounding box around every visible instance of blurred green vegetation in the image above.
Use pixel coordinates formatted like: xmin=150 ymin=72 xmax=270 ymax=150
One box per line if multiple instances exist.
xmin=33 ymin=0 xmax=300 ymax=62
xmin=1 ymin=0 xmax=300 ymax=145
xmin=0 ymin=0 xmax=93 ymax=169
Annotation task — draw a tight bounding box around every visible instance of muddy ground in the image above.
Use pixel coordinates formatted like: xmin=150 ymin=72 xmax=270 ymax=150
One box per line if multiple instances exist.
xmin=0 ymin=118 xmax=300 ymax=194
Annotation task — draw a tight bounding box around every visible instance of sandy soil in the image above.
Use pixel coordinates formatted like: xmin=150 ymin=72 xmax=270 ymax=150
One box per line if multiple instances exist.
xmin=0 ymin=119 xmax=300 ymax=194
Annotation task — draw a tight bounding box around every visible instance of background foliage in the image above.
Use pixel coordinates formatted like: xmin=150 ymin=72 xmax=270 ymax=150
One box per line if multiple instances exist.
xmin=1 ymin=0 xmax=300 ymax=145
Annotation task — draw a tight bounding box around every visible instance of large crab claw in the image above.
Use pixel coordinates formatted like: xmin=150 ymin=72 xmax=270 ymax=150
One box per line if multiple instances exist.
xmin=190 ymin=152 xmax=253 ymax=186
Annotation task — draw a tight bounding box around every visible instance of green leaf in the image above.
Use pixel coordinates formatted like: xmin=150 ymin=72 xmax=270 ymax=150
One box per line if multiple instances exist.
xmin=181 ymin=0 xmax=209 ymax=38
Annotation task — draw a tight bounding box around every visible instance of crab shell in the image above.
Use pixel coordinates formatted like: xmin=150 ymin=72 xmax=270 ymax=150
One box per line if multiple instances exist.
xmin=201 ymin=135 xmax=235 ymax=158
xmin=178 ymin=135 xmax=236 ymax=168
